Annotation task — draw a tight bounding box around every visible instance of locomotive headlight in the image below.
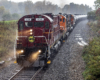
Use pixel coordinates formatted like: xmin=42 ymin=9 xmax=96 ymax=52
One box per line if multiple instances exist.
xmin=30 ymin=29 xmax=33 ymax=35
xmin=38 ymin=50 xmax=41 ymax=53
xmin=30 ymin=32 xmax=33 ymax=35
xmin=21 ymin=50 xmax=24 ymax=53
xmin=16 ymin=50 xmax=24 ymax=55
xmin=30 ymin=29 xmax=33 ymax=32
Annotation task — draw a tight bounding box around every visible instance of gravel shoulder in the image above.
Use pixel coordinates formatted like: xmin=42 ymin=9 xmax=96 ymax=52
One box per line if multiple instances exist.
xmin=42 ymin=20 xmax=90 ymax=80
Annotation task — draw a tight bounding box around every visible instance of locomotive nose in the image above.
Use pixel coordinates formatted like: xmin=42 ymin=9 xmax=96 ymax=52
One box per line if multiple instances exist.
xmin=34 ymin=28 xmax=44 ymax=36
xmin=28 ymin=36 xmax=35 ymax=43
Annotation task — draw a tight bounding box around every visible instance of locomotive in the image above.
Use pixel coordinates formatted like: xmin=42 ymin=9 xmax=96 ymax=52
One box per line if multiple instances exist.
xmin=16 ymin=13 xmax=86 ymax=67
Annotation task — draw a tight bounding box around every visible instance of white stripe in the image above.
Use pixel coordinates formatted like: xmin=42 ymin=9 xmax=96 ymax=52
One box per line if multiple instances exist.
xmin=77 ymin=42 xmax=85 ymax=46
xmin=81 ymin=41 xmax=88 ymax=45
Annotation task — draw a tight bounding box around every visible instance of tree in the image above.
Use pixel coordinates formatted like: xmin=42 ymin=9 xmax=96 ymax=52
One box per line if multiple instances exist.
xmin=2 ymin=12 xmax=12 ymax=20
xmin=12 ymin=13 xmax=20 ymax=20
xmin=94 ymin=0 xmax=100 ymax=9
xmin=18 ymin=2 xmax=25 ymax=14
xmin=24 ymin=0 xmax=34 ymax=14
xmin=87 ymin=11 xmax=96 ymax=20
xmin=0 ymin=6 xmax=6 ymax=17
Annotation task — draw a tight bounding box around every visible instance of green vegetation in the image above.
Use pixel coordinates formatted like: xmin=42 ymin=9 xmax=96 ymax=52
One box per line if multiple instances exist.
xmin=83 ymin=1 xmax=100 ymax=78
xmin=87 ymin=11 xmax=96 ymax=20
xmin=83 ymin=5 xmax=100 ymax=79
xmin=83 ymin=37 xmax=100 ymax=80
xmin=0 ymin=6 xmax=20 ymax=21
xmin=0 ymin=20 xmax=17 ymax=24
xmin=0 ymin=21 xmax=17 ymax=57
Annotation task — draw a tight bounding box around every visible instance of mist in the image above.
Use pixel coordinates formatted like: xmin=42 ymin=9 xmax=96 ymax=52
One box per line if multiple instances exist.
xmin=0 ymin=0 xmax=92 ymax=20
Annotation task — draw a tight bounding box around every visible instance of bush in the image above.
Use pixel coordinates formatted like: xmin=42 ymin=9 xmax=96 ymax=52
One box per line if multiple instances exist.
xmin=83 ymin=37 xmax=100 ymax=80
xmin=0 ymin=21 xmax=17 ymax=57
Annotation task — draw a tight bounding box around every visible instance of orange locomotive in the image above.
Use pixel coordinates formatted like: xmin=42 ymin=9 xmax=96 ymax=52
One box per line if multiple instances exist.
xmin=59 ymin=13 xmax=67 ymax=31
xmin=59 ymin=13 xmax=70 ymax=37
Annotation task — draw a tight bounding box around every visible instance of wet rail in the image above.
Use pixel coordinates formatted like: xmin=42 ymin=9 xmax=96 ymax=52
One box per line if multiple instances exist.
xmin=9 ymin=67 xmax=43 ymax=80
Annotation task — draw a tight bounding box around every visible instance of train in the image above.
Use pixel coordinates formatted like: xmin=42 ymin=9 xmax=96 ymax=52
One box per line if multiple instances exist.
xmin=16 ymin=13 xmax=87 ymax=67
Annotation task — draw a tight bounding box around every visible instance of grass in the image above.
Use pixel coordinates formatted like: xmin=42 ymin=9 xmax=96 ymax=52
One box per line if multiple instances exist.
xmin=0 ymin=20 xmax=18 ymax=24
xmin=0 ymin=21 xmax=17 ymax=58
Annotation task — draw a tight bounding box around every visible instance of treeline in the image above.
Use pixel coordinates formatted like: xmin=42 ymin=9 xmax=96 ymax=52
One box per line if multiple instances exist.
xmin=0 ymin=6 xmax=20 ymax=21
xmin=63 ymin=3 xmax=92 ymax=14
xmin=0 ymin=0 xmax=92 ymax=21
xmin=87 ymin=8 xmax=100 ymax=27
xmin=87 ymin=11 xmax=96 ymax=20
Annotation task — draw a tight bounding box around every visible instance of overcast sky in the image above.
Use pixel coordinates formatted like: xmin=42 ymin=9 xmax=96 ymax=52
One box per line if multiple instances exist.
xmin=8 ymin=0 xmax=95 ymax=9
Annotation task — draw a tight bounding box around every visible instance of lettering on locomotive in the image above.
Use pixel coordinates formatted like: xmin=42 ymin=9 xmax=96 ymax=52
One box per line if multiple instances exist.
xmin=28 ymin=36 xmax=35 ymax=43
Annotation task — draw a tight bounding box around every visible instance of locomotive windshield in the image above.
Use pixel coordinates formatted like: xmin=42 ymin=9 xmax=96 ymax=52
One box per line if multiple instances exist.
xmin=34 ymin=22 xmax=44 ymax=27
xmin=19 ymin=21 xmax=24 ymax=30
xmin=45 ymin=22 xmax=49 ymax=29
xmin=63 ymin=18 xmax=65 ymax=22
xmin=25 ymin=22 xmax=33 ymax=27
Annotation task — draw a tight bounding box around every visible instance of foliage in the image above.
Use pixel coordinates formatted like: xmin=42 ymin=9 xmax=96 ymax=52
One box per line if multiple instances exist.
xmin=0 ymin=21 xmax=17 ymax=57
xmin=87 ymin=11 xmax=96 ymax=20
xmin=94 ymin=0 xmax=100 ymax=9
xmin=0 ymin=6 xmax=6 ymax=16
xmin=83 ymin=37 xmax=100 ymax=80
xmin=95 ymin=8 xmax=100 ymax=29
xmin=0 ymin=0 xmax=92 ymax=20
xmin=63 ymin=3 xmax=92 ymax=14
xmin=0 ymin=20 xmax=17 ymax=23
xmin=2 ymin=12 xmax=12 ymax=20
xmin=0 ymin=0 xmax=92 ymax=15
xmin=12 ymin=13 xmax=20 ymax=20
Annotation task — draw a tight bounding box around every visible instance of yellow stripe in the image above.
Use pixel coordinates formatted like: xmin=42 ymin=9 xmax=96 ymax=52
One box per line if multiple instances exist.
xmin=43 ymin=32 xmax=53 ymax=34
xmin=14 ymin=61 xmax=17 ymax=63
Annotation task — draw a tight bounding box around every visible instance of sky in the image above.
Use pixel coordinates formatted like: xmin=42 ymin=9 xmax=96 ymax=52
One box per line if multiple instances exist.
xmin=8 ymin=0 xmax=96 ymax=9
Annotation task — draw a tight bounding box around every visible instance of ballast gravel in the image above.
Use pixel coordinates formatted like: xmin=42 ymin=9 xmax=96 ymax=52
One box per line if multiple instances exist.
xmin=42 ymin=20 xmax=90 ymax=80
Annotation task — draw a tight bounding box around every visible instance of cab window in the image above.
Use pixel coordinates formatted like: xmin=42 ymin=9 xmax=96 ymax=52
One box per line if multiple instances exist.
xmin=25 ymin=22 xmax=33 ymax=27
xmin=63 ymin=18 xmax=65 ymax=22
xmin=60 ymin=19 xmax=62 ymax=21
xmin=45 ymin=22 xmax=49 ymax=29
xmin=19 ymin=21 xmax=24 ymax=30
xmin=34 ymin=22 xmax=44 ymax=27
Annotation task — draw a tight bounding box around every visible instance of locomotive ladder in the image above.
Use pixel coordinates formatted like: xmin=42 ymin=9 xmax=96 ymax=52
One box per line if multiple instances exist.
xmin=9 ymin=67 xmax=43 ymax=80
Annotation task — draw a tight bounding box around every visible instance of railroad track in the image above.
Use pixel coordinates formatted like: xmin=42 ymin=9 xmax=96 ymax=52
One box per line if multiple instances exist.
xmin=9 ymin=67 xmax=43 ymax=80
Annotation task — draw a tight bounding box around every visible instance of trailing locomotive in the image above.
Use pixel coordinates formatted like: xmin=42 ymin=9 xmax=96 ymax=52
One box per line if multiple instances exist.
xmin=16 ymin=13 xmax=87 ymax=67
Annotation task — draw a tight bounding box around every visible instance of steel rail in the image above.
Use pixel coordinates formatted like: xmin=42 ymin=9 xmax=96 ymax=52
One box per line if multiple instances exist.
xmin=9 ymin=67 xmax=24 ymax=80
xmin=30 ymin=67 xmax=43 ymax=80
xmin=9 ymin=67 xmax=43 ymax=80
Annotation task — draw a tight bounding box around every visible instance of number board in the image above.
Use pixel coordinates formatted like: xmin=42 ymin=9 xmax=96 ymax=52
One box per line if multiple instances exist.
xmin=36 ymin=18 xmax=44 ymax=21
xmin=24 ymin=18 xmax=32 ymax=21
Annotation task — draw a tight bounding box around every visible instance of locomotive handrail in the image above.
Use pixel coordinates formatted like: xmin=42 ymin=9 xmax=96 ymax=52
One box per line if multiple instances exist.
xmin=48 ymin=28 xmax=52 ymax=41
xmin=34 ymin=36 xmax=48 ymax=45
xmin=17 ymin=36 xmax=27 ymax=38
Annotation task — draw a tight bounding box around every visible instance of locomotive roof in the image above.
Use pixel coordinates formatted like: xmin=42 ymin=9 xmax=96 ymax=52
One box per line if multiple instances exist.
xmin=43 ymin=15 xmax=53 ymax=22
xmin=18 ymin=14 xmax=53 ymax=22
